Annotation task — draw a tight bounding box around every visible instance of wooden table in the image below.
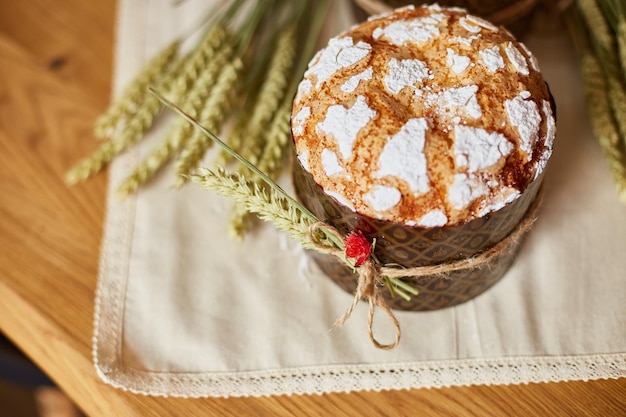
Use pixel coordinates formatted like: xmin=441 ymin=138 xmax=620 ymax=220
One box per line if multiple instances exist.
xmin=0 ymin=1 xmax=624 ymax=415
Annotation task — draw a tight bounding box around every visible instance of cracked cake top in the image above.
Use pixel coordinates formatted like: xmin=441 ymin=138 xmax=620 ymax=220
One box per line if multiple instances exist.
xmin=291 ymin=4 xmax=555 ymax=227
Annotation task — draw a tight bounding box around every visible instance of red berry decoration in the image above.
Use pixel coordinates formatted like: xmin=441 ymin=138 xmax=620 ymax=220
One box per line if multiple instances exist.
xmin=344 ymin=230 xmax=372 ymax=267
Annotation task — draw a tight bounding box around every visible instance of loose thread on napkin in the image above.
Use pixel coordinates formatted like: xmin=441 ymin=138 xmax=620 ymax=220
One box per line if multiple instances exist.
xmin=308 ymin=189 xmax=544 ymax=350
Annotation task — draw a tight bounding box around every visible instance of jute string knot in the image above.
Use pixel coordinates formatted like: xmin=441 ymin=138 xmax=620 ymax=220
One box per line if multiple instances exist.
xmin=307 ymin=190 xmax=544 ymax=350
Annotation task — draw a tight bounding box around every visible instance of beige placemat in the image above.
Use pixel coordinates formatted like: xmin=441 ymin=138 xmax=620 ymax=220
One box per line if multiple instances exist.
xmin=93 ymin=0 xmax=626 ymax=398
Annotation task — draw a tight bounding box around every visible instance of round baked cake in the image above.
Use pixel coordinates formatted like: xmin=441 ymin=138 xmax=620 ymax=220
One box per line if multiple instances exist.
xmin=291 ymin=4 xmax=555 ymax=227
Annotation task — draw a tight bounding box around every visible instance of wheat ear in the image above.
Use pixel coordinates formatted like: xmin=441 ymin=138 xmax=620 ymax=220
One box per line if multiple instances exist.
xmin=116 ymin=43 xmax=234 ymax=196
xmin=613 ymin=0 xmax=626 ymax=88
xmin=168 ymin=23 xmax=229 ymax=103
xmin=226 ymin=25 xmax=297 ymax=237
xmin=228 ymin=103 xmax=293 ymax=240
xmin=228 ymin=204 xmax=253 ymax=241
xmin=66 ymin=90 xmax=165 ymax=184
xmin=190 ymin=167 xmax=316 ymax=248
xmin=174 ymin=57 xmax=243 ymax=186
xmin=578 ymin=0 xmax=616 ymax=57
xmin=237 ymin=25 xmax=296 ymax=167
xmin=215 ymin=113 xmax=249 ymax=168
xmin=66 ymin=53 xmax=188 ymax=184
xmin=257 ymin=102 xmax=291 ymax=178
xmin=94 ymin=40 xmax=180 ymax=139
xmin=581 ymin=53 xmax=626 ymax=202
xmin=617 ymin=13 xmax=626 ymax=76
xmin=607 ymin=75 xmax=626 ymax=145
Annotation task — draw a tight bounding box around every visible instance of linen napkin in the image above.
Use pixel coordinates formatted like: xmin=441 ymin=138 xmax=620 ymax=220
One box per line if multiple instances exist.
xmin=93 ymin=0 xmax=626 ymax=397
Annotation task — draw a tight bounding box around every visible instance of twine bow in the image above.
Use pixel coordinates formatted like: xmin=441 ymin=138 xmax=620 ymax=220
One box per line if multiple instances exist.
xmin=307 ymin=190 xmax=543 ymax=350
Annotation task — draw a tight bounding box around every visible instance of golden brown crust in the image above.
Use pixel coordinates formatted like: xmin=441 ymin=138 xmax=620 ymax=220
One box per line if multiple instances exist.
xmin=291 ymin=5 xmax=555 ymax=226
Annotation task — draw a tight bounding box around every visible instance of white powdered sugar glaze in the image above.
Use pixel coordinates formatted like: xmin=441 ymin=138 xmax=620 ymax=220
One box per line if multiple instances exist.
xmin=505 ymin=42 xmax=529 ymax=75
xmin=459 ymin=17 xmax=482 ymax=33
xmin=451 ymin=35 xmax=479 ymax=47
xmin=384 ymin=58 xmax=430 ymax=94
xmin=418 ymin=209 xmax=448 ymax=227
xmin=421 ymin=13 xmax=447 ymax=25
xmin=448 ymin=173 xmax=488 ymax=209
xmin=465 ymin=15 xmax=499 ymax=31
xmin=542 ymin=99 xmax=556 ymax=148
xmin=446 ymin=48 xmax=471 ymax=73
xmin=296 ymin=79 xmax=312 ymax=102
xmin=317 ymin=95 xmax=376 ymax=160
xmin=478 ymin=187 xmax=521 ymax=217
xmin=372 ymin=14 xmax=445 ymax=46
xmin=520 ymin=42 xmax=541 ymax=72
xmin=505 ymin=92 xmax=541 ymax=160
xmin=341 ymin=67 xmax=373 ymax=93
xmin=479 ymin=45 xmax=504 ymax=73
xmin=292 ymin=106 xmax=310 ymax=136
xmin=454 ymin=125 xmax=513 ymax=171
xmin=534 ymin=100 xmax=556 ymax=179
xmin=426 ymin=85 xmax=482 ymax=120
xmin=364 ymin=185 xmax=401 ymax=212
xmin=298 ymin=149 xmax=309 ymax=172
xmin=374 ymin=118 xmax=430 ymax=194
xmin=321 ymin=149 xmax=343 ymax=176
xmin=428 ymin=3 xmax=465 ymax=13
xmin=306 ymin=36 xmax=371 ymax=88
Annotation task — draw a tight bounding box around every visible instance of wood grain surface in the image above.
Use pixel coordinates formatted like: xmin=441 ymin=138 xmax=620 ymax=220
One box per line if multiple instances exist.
xmin=0 ymin=1 xmax=624 ymax=416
